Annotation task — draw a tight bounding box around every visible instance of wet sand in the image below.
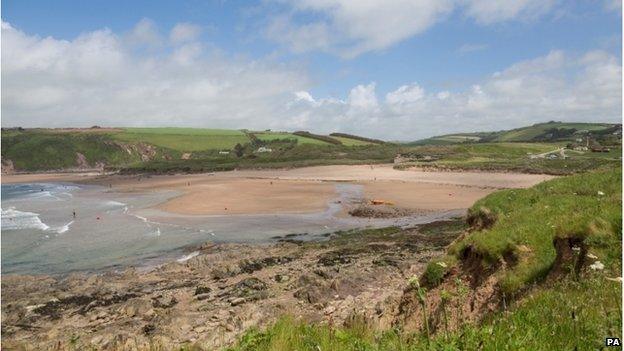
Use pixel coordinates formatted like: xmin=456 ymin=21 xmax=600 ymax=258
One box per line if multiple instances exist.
xmin=2 ymin=165 xmax=553 ymax=215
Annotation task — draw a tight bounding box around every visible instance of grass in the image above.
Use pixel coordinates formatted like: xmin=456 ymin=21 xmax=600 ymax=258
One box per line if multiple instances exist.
xmin=411 ymin=122 xmax=617 ymax=145
xmin=397 ymin=142 xmax=621 ymax=175
xmin=253 ymin=132 xmax=331 ymax=145
xmin=447 ymin=169 xmax=621 ymax=294
xmin=227 ymin=169 xmax=622 ymax=351
xmin=498 ymin=122 xmax=613 ymax=142
xmin=332 ymin=136 xmax=373 ymax=146
xmin=113 ymin=128 xmax=250 ymax=151
xmin=1 ymin=131 xmax=142 ymax=171
xmin=226 ymin=276 xmax=620 ymax=351
xmin=121 ymin=143 xmax=400 ymax=173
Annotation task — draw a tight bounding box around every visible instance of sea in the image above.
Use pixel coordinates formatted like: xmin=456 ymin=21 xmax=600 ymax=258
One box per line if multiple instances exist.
xmin=1 ymin=182 xmax=461 ymax=275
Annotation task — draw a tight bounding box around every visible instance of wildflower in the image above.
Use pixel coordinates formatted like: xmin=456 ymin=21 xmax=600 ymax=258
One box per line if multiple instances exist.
xmin=408 ymin=276 xmax=420 ymax=289
xmin=437 ymin=261 xmax=448 ymax=268
xmin=571 ymin=246 xmax=581 ymax=252
xmin=589 ymin=261 xmax=605 ymax=271
xmin=598 ymin=191 xmax=605 ymax=196
xmin=586 ymin=253 xmax=598 ymax=259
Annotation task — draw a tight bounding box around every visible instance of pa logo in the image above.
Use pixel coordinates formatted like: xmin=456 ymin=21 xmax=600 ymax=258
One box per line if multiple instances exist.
xmin=606 ymin=337 xmax=621 ymax=347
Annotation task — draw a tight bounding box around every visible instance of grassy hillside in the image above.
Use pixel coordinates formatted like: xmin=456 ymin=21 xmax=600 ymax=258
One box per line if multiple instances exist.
xmin=0 ymin=128 xmax=394 ymax=172
xmin=113 ymin=128 xmax=250 ymax=151
xmin=411 ymin=122 xmax=620 ymax=145
xmin=227 ymin=169 xmax=622 ymax=351
xmin=2 ymin=124 xmax=620 ymax=173
xmin=252 ymin=131 xmax=332 ymax=145
xmin=396 ymin=142 xmax=621 ymax=175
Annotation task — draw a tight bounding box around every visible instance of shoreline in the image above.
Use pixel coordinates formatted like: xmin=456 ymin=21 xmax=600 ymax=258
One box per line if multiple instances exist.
xmin=2 ymin=218 xmax=468 ymax=350
xmin=2 ymin=164 xmax=554 ymax=216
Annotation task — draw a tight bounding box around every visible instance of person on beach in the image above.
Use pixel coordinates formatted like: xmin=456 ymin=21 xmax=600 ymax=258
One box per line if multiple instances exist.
xmin=72 ymin=210 xmax=76 ymax=218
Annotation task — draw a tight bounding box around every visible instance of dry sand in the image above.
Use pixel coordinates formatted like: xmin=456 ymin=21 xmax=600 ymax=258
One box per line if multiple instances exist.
xmin=2 ymin=164 xmax=554 ymax=215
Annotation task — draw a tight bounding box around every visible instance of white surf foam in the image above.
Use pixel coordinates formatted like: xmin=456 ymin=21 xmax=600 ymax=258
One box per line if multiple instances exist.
xmin=176 ymin=251 xmax=199 ymax=263
xmin=106 ymin=201 xmax=127 ymax=207
xmin=55 ymin=220 xmax=74 ymax=234
xmin=1 ymin=207 xmax=50 ymax=231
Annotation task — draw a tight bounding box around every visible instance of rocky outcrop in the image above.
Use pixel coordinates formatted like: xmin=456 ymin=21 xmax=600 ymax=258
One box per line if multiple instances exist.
xmin=75 ymin=152 xmax=90 ymax=168
xmin=1 ymin=158 xmax=14 ymax=174
xmin=1 ymin=220 xmax=465 ymax=350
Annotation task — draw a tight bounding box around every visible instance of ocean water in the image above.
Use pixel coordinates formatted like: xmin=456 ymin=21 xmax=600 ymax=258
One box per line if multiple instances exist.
xmin=1 ymin=182 xmax=462 ymax=275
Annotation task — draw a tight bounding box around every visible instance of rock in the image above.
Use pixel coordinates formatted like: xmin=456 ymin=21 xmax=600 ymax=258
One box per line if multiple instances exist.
xmin=194 ymin=326 xmax=208 ymax=334
xmin=196 ymin=293 xmax=211 ymax=301
xmin=143 ymin=323 xmax=156 ymax=335
xmin=231 ymin=277 xmax=268 ymax=300
xmin=195 ymin=286 xmax=212 ymax=295
xmin=230 ymin=297 xmax=246 ymax=306
xmin=239 ymin=256 xmax=294 ymax=274
xmin=317 ymin=249 xmax=357 ymax=266
xmin=75 ymin=152 xmax=89 ymax=169
xmin=122 ymin=299 xmax=153 ymax=318
xmin=152 ymin=295 xmax=177 ymax=309
xmin=274 ymin=274 xmax=290 ymax=283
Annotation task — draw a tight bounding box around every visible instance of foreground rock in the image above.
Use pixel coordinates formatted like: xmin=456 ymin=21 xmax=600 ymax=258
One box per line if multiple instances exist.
xmin=1 ymin=220 xmax=464 ymax=350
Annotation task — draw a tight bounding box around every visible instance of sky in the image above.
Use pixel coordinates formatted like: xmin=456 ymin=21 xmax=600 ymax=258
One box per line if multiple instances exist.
xmin=1 ymin=0 xmax=622 ymax=140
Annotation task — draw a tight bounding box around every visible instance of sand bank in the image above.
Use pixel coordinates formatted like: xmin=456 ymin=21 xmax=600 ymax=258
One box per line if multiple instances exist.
xmin=2 ymin=164 xmax=553 ymax=215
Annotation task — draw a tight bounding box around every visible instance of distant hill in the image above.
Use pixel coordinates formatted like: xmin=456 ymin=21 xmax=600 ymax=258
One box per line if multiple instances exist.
xmin=0 ymin=127 xmax=387 ymax=172
xmin=408 ymin=122 xmax=621 ymax=145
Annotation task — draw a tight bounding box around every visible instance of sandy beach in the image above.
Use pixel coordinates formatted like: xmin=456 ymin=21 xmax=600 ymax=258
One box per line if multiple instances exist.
xmin=2 ymin=165 xmax=554 ymax=215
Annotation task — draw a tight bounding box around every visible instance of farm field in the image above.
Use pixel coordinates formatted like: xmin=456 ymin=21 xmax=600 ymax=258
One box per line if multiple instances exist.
xmin=252 ymin=131 xmax=331 ymax=145
xmin=112 ymin=128 xmax=250 ymax=151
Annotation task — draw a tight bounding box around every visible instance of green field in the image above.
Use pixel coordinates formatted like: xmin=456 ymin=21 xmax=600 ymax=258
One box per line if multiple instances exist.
xmin=253 ymin=132 xmax=332 ymax=145
xmin=331 ymin=136 xmax=372 ymax=146
xmin=113 ymin=128 xmax=250 ymax=151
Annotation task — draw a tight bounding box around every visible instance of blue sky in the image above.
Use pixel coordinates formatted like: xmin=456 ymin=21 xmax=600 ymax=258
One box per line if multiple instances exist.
xmin=2 ymin=0 xmax=622 ymax=139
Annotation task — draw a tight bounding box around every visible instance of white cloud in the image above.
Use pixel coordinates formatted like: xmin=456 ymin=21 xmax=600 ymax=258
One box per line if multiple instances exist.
xmin=279 ymin=50 xmax=621 ymax=140
xmin=2 ymin=21 xmax=620 ymax=141
xmin=127 ymin=18 xmax=162 ymax=47
xmin=347 ymin=83 xmax=379 ymax=110
xmin=170 ymin=23 xmax=202 ymax=44
xmin=264 ymin=0 xmax=560 ymax=57
xmin=462 ymin=0 xmax=558 ymax=24
xmin=1 ymin=21 xmax=309 ymax=129
xmin=266 ymin=0 xmax=454 ymax=58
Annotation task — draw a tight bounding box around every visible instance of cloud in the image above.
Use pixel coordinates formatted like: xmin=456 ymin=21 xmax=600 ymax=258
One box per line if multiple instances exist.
xmin=265 ymin=0 xmax=454 ymax=58
xmin=263 ymin=0 xmax=559 ymax=57
xmin=1 ymin=20 xmax=309 ymax=129
xmin=279 ymin=49 xmax=621 ymax=140
xmin=170 ymin=23 xmax=202 ymax=44
xmin=458 ymin=43 xmax=488 ymax=54
xmin=126 ymin=18 xmax=162 ymax=47
xmin=604 ymin=0 xmax=622 ymax=12
xmin=2 ymin=21 xmax=620 ymax=141
xmin=462 ymin=0 xmax=557 ymax=24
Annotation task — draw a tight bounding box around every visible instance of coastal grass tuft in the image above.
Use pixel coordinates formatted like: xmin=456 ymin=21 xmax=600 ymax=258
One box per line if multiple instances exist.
xmin=448 ymin=168 xmax=621 ymax=294
xmin=226 ymin=276 xmax=621 ymax=351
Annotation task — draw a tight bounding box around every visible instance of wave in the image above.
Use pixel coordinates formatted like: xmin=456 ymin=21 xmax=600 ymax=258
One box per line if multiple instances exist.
xmin=55 ymin=220 xmax=74 ymax=234
xmin=1 ymin=207 xmax=50 ymax=231
xmin=105 ymin=201 xmax=126 ymax=207
xmin=176 ymin=251 xmax=199 ymax=263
